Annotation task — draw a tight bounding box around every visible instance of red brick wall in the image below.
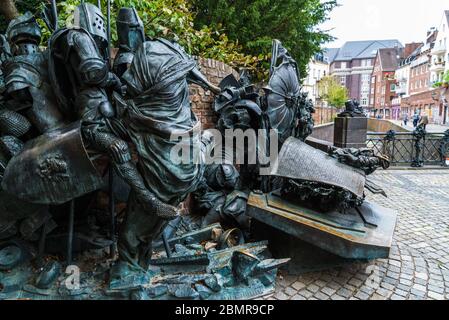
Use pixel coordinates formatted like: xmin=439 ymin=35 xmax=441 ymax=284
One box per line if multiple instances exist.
xmin=409 ymin=60 xmax=431 ymax=95
xmin=313 ymin=107 xmax=337 ymax=124
xmin=190 ymin=58 xmax=239 ymax=129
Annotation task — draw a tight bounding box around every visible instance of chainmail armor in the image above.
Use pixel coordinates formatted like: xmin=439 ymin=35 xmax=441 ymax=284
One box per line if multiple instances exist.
xmin=0 ymin=109 xmax=31 ymax=137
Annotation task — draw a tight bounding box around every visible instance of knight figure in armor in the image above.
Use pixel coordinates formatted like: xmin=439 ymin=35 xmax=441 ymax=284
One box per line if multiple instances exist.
xmin=114 ymin=34 xmax=221 ymax=272
xmin=47 ymin=3 xmax=178 ymax=222
xmin=113 ymin=7 xmax=145 ymax=78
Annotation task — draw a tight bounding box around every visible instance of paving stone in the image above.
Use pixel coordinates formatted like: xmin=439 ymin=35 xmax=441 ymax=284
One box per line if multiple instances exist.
xmin=399 ymin=278 xmax=413 ymax=286
xmin=415 ymin=272 xmax=429 ymax=280
xmin=298 ymin=290 xmax=314 ymax=299
xmin=291 ymin=281 xmax=306 ymax=291
xmin=330 ymin=294 xmax=345 ymax=300
xmin=320 ymin=287 xmax=336 ymax=297
xmin=394 ymin=288 xmax=409 ymax=297
xmin=375 ymin=287 xmax=393 ymax=298
xmin=290 ymin=294 xmax=306 ymax=300
xmin=410 ymin=289 xmax=426 ymax=297
xmin=412 ymin=284 xmax=427 ymax=292
xmin=314 ymin=292 xmax=329 ymax=300
xmin=354 ymin=291 xmax=370 ymax=300
xmin=427 ymin=285 xmax=444 ymax=294
xmin=307 ymin=284 xmax=320 ymax=293
xmin=284 ymin=287 xmax=297 ymax=296
xmin=274 ymin=291 xmax=289 ymax=300
xmin=270 ymin=170 xmax=449 ymax=301
xmin=427 ymin=291 xmax=445 ymax=300
xmin=348 ymin=278 xmax=363 ymax=287
xmin=336 ymin=288 xmax=353 ymax=298
xmin=371 ymin=293 xmax=386 ymax=300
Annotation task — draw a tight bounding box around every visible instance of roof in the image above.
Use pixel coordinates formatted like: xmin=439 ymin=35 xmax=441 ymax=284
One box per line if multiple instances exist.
xmin=331 ymin=40 xmax=403 ymax=62
xmin=377 ymin=48 xmax=402 ymax=71
xmin=323 ymin=48 xmax=339 ymax=63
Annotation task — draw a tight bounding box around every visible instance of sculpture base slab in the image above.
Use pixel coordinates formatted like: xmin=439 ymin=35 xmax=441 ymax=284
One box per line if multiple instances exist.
xmin=251 ymin=221 xmax=368 ymax=275
xmin=247 ymin=192 xmax=397 ymax=264
xmin=334 ymin=117 xmax=368 ymax=148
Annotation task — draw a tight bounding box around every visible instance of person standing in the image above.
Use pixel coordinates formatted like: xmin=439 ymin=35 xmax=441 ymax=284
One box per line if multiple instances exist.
xmin=419 ymin=112 xmax=429 ymax=130
xmin=403 ymin=113 xmax=409 ymax=126
xmin=412 ymin=112 xmax=420 ymax=127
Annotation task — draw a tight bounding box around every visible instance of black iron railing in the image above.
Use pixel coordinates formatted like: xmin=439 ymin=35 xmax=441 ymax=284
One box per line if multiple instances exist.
xmin=366 ymin=130 xmax=449 ymax=167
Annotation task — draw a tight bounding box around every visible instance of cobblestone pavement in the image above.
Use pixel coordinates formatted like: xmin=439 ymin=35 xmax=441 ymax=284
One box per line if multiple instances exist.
xmin=268 ymin=169 xmax=449 ymax=300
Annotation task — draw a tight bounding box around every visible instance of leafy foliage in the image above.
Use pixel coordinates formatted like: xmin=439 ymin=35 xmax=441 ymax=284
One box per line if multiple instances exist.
xmin=2 ymin=0 xmax=336 ymax=81
xmin=192 ymin=0 xmax=337 ymax=79
xmin=0 ymin=0 xmax=44 ymax=33
xmin=317 ymin=76 xmax=348 ymax=108
xmin=35 ymin=0 xmax=267 ymax=78
xmin=432 ymin=70 xmax=449 ymax=88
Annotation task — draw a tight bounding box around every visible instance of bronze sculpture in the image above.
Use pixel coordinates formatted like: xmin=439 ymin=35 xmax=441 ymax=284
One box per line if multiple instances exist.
xmin=115 ymin=36 xmax=221 ymax=273
xmin=338 ymin=99 xmax=365 ymax=118
xmin=0 ymin=4 xmax=393 ymax=300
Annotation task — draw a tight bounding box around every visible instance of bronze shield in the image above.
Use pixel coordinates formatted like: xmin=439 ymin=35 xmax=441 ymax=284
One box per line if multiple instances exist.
xmin=1 ymin=121 xmax=104 ymax=205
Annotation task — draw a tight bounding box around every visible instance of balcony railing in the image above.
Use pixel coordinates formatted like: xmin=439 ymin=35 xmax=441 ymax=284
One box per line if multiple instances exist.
xmin=366 ymin=131 xmax=449 ymax=166
xmin=431 ymin=61 xmax=446 ymax=72
xmin=431 ymin=45 xmax=446 ymax=55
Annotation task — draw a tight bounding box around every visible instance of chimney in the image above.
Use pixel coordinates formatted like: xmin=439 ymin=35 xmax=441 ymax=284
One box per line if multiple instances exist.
xmin=403 ymin=42 xmax=423 ymax=58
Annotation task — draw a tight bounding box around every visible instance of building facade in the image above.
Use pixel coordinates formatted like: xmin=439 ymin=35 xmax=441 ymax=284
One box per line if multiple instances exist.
xmin=370 ymin=48 xmax=403 ymax=119
xmin=430 ymin=11 xmax=449 ymax=124
xmin=329 ymin=40 xmax=403 ymax=110
xmin=303 ymin=52 xmax=330 ymax=105
xmin=392 ymin=29 xmax=441 ymax=122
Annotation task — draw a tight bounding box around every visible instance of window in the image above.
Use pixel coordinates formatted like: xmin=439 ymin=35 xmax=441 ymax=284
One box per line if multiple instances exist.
xmin=361 ymin=98 xmax=368 ymax=106
xmin=390 ymin=84 xmax=396 ymax=91
xmin=341 ymin=62 xmax=347 ymax=69
xmin=361 ymin=59 xmax=372 ymax=67
xmin=362 ymin=85 xmax=370 ymax=94
xmin=340 ymin=76 xmax=346 ymax=86
xmin=362 ymin=74 xmax=370 ymax=82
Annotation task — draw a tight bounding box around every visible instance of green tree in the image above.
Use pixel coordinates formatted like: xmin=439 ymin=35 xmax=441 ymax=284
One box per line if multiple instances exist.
xmin=0 ymin=0 xmax=43 ymax=32
xmin=34 ymin=0 xmax=266 ymax=76
xmin=432 ymin=70 xmax=449 ymax=88
xmin=317 ymin=76 xmax=348 ymax=108
xmin=192 ymin=0 xmax=337 ymax=79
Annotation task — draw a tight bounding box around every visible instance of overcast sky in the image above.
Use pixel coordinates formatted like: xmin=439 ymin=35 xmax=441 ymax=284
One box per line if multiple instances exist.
xmin=321 ymin=0 xmax=449 ymax=48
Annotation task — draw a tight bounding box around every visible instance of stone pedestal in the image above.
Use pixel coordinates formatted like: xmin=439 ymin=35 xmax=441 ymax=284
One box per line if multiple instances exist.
xmin=333 ymin=117 xmax=368 ymax=148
